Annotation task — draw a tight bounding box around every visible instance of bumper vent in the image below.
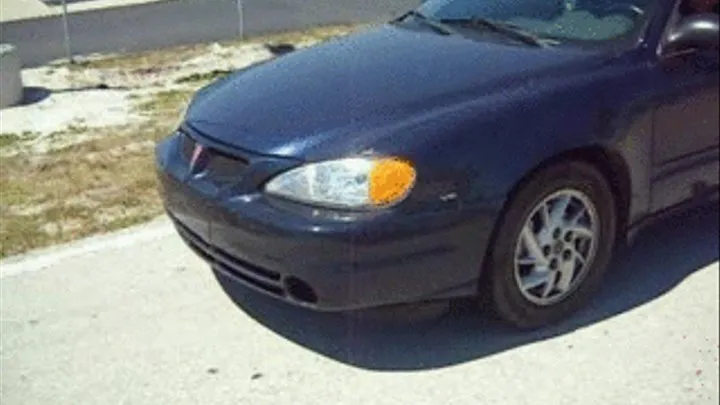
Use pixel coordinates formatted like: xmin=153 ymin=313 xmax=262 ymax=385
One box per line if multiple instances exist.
xmin=170 ymin=214 xmax=286 ymax=298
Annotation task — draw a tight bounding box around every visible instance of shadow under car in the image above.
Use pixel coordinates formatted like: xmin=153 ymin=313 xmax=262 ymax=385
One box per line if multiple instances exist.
xmin=213 ymin=203 xmax=719 ymax=371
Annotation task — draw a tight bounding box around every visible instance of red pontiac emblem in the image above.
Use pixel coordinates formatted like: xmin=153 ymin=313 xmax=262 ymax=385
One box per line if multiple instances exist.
xmin=189 ymin=144 xmax=205 ymax=171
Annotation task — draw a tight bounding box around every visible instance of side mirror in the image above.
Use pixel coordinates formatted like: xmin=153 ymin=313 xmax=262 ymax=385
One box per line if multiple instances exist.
xmin=664 ymin=13 xmax=720 ymax=54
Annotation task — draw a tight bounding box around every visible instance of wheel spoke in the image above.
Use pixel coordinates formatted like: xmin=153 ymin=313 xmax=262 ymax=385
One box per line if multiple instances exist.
xmin=556 ymin=260 xmax=576 ymax=292
xmin=572 ymin=249 xmax=587 ymax=265
xmin=521 ymin=271 xmax=550 ymax=291
xmin=521 ymin=226 xmax=549 ymax=266
xmin=567 ymin=224 xmax=594 ymax=240
xmin=541 ymin=274 xmax=556 ymax=298
xmin=550 ymin=195 xmax=572 ymax=224
xmin=517 ymin=257 xmax=539 ymax=266
xmin=539 ymin=203 xmax=552 ymax=227
xmin=569 ymin=207 xmax=587 ymax=226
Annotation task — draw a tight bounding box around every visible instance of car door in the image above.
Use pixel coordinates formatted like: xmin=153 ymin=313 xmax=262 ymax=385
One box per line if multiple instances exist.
xmin=650 ymin=2 xmax=719 ymax=212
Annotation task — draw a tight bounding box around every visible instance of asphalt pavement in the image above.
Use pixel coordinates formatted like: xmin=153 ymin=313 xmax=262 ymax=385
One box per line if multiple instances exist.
xmin=0 ymin=0 xmax=418 ymax=67
xmin=1 ymin=204 xmax=718 ymax=405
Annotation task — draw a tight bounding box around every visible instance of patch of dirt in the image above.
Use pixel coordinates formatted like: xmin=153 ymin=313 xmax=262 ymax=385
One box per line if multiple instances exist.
xmin=0 ymin=90 xmax=139 ymax=136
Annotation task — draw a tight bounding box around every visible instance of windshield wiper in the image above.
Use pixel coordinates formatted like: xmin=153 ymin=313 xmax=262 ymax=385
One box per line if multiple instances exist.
xmin=439 ymin=17 xmax=556 ymax=47
xmin=397 ymin=10 xmax=456 ymax=36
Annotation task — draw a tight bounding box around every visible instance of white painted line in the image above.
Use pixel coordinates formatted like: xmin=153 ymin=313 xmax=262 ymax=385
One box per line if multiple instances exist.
xmin=0 ymin=217 xmax=175 ymax=279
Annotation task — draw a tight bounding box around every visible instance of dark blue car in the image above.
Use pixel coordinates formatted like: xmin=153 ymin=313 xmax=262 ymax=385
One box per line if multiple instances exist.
xmin=155 ymin=0 xmax=719 ymax=328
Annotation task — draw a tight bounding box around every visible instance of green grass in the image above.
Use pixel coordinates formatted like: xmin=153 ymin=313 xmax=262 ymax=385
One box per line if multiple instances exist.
xmin=0 ymin=131 xmax=39 ymax=148
xmin=0 ymin=133 xmax=21 ymax=148
xmin=175 ymin=69 xmax=233 ymax=84
xmin=136 ymin=89 xmax=193 ymax=116
xmin=0 ymin=90 xmax=188 ymax=258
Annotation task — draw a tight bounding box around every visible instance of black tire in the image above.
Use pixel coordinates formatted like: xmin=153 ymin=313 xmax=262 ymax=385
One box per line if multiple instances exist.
xmin=483 ymin=160 xmax=617 ymax=329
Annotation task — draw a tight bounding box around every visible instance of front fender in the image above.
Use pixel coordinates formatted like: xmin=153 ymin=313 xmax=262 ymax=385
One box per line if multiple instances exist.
xmin=360 ymin=57 xmax=654 ymax=225
xmin=399 ymin=82 xmax=611 ymax=208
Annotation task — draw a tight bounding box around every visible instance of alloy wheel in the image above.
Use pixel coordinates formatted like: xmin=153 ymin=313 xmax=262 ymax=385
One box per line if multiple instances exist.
xmin=513 ymin=188 xmax=600 ymax=306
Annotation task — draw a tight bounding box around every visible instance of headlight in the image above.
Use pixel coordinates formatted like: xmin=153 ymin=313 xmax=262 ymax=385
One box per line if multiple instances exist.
xmin=264 ymin=157 xmax=417 ymax=209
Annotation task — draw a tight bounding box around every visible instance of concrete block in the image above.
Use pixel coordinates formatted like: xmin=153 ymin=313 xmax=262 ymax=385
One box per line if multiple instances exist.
xmin=0 ymin=43 xmax=24 ymax=109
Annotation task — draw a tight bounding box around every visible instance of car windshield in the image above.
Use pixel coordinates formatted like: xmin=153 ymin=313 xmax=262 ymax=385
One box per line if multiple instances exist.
xmin=415 ymin=0 xmax=657 ymax=46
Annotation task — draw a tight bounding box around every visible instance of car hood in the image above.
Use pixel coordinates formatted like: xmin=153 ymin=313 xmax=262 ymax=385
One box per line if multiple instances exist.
xmin=185 ymin=23 xmax=607 ymax=159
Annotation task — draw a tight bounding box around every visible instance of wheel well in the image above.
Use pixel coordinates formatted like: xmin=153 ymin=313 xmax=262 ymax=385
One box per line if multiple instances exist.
xmin=534 ymin=146 xmax=632 ymax=240
xmin=478 ymin=145 xmax=632 ymax=290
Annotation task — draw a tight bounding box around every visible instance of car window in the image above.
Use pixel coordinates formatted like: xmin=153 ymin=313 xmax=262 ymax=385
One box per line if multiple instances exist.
xmin=417 ymin=0 xmax=656 ymax=44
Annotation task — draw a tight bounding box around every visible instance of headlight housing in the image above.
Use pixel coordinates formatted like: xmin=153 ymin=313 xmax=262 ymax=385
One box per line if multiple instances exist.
xmin=264 ymin=157 xmax=417 ymax=210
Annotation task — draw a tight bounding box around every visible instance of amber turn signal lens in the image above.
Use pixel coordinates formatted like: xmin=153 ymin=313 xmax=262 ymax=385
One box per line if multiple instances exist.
xmin=368 ymin=158 xmax=416 ymax=206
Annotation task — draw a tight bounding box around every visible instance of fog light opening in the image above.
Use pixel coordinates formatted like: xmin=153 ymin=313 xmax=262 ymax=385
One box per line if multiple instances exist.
xmin=284 ymin=277 xmax=318 ymax=304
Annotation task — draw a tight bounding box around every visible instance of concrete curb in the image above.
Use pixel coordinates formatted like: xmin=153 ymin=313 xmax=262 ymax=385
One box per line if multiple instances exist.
xmin=0 ymin=43 xmax=23 ymax=109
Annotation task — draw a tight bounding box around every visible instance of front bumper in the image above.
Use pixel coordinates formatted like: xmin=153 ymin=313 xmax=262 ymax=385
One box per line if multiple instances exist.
xmin=155 ymin=131 xmax=500 ymax=311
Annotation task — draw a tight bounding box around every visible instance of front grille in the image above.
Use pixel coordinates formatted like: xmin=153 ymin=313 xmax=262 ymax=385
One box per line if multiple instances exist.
xmin=181 ymin=132 xmax=196 ymax=161
xmin=170 ymin=214 xmax=286 ymax=298
xmin=181 ymin=132 xmax=249 ymax=178
xmin=206 ymin=149 xmax=248 ymax=178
